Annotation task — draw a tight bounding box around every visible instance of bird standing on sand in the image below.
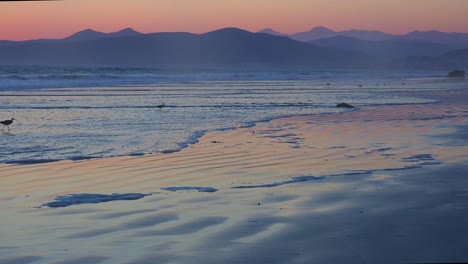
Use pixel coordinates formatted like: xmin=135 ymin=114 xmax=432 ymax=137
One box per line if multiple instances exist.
xmin=1 ymin=118 xmax=15 ymax=132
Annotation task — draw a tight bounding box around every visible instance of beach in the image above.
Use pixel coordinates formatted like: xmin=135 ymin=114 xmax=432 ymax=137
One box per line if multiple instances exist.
xmin=1 ymin=81 xmax=468 ymax=263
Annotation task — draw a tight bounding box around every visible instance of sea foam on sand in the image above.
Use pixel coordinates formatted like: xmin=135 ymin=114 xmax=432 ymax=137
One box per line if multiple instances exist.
xmin=1 ymin=87 xmax=468 ymax=263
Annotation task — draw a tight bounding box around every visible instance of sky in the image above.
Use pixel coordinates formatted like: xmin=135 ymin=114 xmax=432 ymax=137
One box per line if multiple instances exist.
xmin=1 ymin=0 xmax=468 ymax=40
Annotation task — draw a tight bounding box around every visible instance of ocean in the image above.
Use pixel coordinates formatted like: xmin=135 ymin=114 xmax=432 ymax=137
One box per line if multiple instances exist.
xmin=0 ymin=66 xmax=456 ymax=164
xmin=2 ymin=66 xmax=468 ymax=264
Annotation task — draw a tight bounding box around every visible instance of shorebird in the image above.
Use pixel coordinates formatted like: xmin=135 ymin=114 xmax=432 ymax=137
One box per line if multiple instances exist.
xmin=1 ymin=118 xmax=15 ymax=132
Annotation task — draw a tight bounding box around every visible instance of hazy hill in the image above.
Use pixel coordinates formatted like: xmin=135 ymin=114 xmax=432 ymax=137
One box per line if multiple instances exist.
xmin=2 ymin=27 xmax=465 ymax=69
xmin=64 ymin=28 xmax=142 ymax=42
xmin=257 ymin=28 xmax=288 ymax=37
xmin=290 ymin=26 xmax=336 ymax=42
xmin=109 ymin=28 xmax=142 ymax=38
xmin=63 ymin=29 xmax=108 ymax=42
xmin=0 ymin=28 xmax=367 ymax=68
xmin=265 ymin=26 xmax=468 ymax=49
xmin=440 ymin=48 xmax=468 ymax=67
xmin=289 ymin=26 xmax=394 ymax=42
xmin=0 ymin=40 xmax=15 ymax=47
xmin=0 ymin=28 xmax=143 ymax=47
xmin=443 ymin=48 xmax=468 ymax=59
xmin=394 ymin=48 xmax=468 ymax=70
xmin=309 ymin=35 xmax=451 ymax=60
xmin=403 ymin=30 xmax=468 ymax=49
xmin=340 ymin=29 xmax=395 ymax=41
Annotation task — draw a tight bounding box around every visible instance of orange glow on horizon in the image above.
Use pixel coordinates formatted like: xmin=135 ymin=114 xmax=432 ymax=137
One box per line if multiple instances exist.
xmin=1 ymin=0 xmax=468 ymax=40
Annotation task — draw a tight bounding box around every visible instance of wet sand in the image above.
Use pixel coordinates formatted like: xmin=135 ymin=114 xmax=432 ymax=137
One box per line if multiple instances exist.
xmin=1 ymin=88 xmax=468 ymax=264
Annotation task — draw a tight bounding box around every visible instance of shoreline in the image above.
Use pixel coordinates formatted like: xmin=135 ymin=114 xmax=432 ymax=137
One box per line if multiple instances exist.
xmin=1 ymin=86 xmax=467 ymax=264
xmin=1 ymin=75 xmax=464 ymax=165
xmin=1 ymin=88 xmax=466 ymax=192
xmin=0 ymin=95 xmax=444 ymax=166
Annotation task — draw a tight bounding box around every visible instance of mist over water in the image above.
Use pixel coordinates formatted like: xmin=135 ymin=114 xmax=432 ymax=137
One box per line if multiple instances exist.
xmin=0 ymin=67 xmax=451 ymax=164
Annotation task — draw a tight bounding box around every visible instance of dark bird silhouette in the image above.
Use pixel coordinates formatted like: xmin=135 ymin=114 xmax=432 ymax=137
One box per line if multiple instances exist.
xmin=156 ymin=103 xmax=165 ymax=109
xmin=1 ymin=118 xmax=15 ymax=132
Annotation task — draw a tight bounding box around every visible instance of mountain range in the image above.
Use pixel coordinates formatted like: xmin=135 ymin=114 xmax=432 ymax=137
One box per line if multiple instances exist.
xmin=0 ymin=26 xmax=467 ymax=69
xmin=258 ymin=26 xmax=468 ymax=48
xmin=308 ymin=36 xmax=450 ymax=60
xmin=287 ymin=26 xmax=395 ymax=42
xmin=64 ymin=28 xmax=142 ymax=42
xmin=0 ymin=28 xmax=368 ymax=68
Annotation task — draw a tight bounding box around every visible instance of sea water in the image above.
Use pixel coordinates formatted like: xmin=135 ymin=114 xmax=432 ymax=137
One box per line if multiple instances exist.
xmin=0 ymin=67 xmax=455 ymax=164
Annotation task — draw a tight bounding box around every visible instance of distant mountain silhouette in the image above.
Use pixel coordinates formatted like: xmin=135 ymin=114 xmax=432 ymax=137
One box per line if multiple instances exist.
xmin=64 ymin=28 xmax=142 ymax=42
xmin=261 ymin=26 xmax=468 ymax=46
xmin=403 ymin=30 xmax=468 ymax=48
xmin=439 ymin=48 xmax=468 ymax=68
xmin=443 ymin=48 xmax=468 ymax=59
xmin=386 ymin=47 xmax=467 ymax=70
xmin=288 ymin=26 xmax=394 ymax=42
xmin=110 ymin=28 xmax=142 ymax=38
xmin=64 ymin=29 xmax=108 ymax=42
xmin=0 ymin=27 xmax=144 ymax=48
xmin=0 ymin=40 xmax=15 ymax=47
xmin=1 ymin=27 xmax=466 ymax=69
xmin=290 ymin=26 xmax=336 ymax=42
xmin=257 ymin=28 xmax=287 ymax=37
xmin=309 ymin=35 xmax=451 ymax=60
xmin=339 ymin=30 xmax=395 ymax=41
xmin=0 ymin=27 xmax=367 ymax=68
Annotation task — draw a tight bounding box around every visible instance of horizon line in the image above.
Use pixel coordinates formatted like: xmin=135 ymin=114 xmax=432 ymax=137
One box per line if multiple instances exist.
xmin=2 ymin=25 xmax=468 ymax=42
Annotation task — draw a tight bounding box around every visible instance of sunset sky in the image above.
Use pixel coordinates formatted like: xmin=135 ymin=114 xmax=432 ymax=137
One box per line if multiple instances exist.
xmin=1 ymin=0 xmax=468 ymax=40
